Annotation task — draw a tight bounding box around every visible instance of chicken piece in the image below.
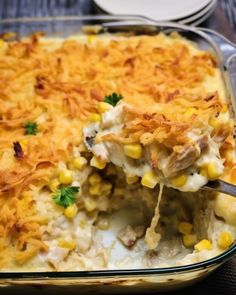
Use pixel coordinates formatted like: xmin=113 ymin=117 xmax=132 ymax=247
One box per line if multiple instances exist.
xmin=45 ymin=247 xmax=69 ymax=269
xmin=118 ymin=225 xmax=145 ymax=248
xmin=164 ymin=135 xmax=209 ymax=177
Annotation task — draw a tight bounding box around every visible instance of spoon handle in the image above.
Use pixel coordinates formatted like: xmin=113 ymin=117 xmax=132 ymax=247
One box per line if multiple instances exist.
xmin=202 ymin=180 xmax=236 ymax=197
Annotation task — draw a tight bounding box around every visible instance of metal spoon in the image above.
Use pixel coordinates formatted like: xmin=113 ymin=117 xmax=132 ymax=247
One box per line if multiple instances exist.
xmin=202 ymin=180 xmax=236 ymax=197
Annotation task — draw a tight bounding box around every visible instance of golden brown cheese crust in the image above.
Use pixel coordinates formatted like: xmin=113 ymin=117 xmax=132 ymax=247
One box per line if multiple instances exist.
xmin=0 ymin=32 xmax=234 ymax=267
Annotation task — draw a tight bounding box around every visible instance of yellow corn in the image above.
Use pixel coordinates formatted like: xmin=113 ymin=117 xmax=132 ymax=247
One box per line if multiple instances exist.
xmin=194 ymin=239 xmax=212 ymax=251
xmin=58 ymin=240 xmax=76 ymax=250
xmin=218 ymin=231 xmax=234 ymax=249
xmin=78 ymin=143 xmax=87 ymax=152
xmin=89 ymin=183 xmax=101 ymax=196
xmin=88 ymin=173 xmax=102 ymax=185
xmin=141 ymin=171 xmax=159 ymax=189
xmin=183 ymin=234 xmax=197 ymax=248
xmin=178 ymin=222 xmax=193 ymax=235
xmin=209 ymin=117 xmax=220 ymax=129
xmin=124 ymin=144 xmax=142 ymax=159
xmin=64 ymin=204 xmax=78 ymax=219
xmin=101 ymin=181 xmax=112 ymax=195
xmin=59 ymin=169 xmax=73 ymax=184
xmin=89 ymin=113 xmax=101 ymax=123
xmin=97 ymin=216 xmax=110 ymax=230
xmin=206 ymin=162 xmax=222 ymax=180
xmin=98 ymin=102 xmax=112 ymax=114
xmin=19 ymin=139 xmax=28 ymax=150
xmin=171 ymin=174 xmax=187 ymax=187
xmin=184 ymin=107 xmax=197 ymax=117
xmin=90 ymin=156 xmax=107 ymax=170
xmin=200 ymin=167 xmax=208 ymax=178
xmin=22 ymin=191 xmax=33 ymax=203
xmin=73 ymin=156 xmax=87 ymax=170
xmin=48 ymin=178 xmax=60 ymax=192
xmin=0 ymin=39 xmax=4 ymax=47
xmin=87 ymin=34 xmax=96 ymax=44
xmin=126 ymin=175 xmax=139 ymax=184
xmin=221 ymin=104 xmax=228 ymax=113
xmin=85 ymin=198 xmax=97 ymax=212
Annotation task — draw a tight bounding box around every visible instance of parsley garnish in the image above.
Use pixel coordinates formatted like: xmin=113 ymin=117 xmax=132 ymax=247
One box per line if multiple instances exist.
xmin=104 ymin=93 xmax=123 ymax=107
xmin=24 ymin=121 xmax=38 ymax=135
xmin=53 ymin=186 xmax=79 ymax=208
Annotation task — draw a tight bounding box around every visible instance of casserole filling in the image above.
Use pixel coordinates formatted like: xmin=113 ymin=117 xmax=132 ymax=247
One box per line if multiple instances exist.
xmin=0 ymin=32 xmax=235 ymax=271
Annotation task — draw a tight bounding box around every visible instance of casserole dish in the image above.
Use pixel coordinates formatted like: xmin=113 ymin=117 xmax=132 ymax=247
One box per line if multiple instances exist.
xmin=0 ymin=15 xmax=236 ymax=293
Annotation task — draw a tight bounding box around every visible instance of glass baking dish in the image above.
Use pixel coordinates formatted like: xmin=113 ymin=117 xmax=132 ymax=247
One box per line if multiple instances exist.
xmin=0 ymin=15 xmax=236 ymax=293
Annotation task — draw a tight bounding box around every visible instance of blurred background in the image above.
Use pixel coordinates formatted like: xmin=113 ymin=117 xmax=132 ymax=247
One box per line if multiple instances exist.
xmin=0 ymin=0 xmax=235 ymax=42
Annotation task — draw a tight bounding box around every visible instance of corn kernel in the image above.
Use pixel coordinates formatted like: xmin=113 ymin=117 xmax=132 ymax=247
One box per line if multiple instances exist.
xmin=90 ymin=156 xmax=107 ymax=170
xmin=98 ymin=102 xmax=112 ymax=114
xmin=58 ymin=240 xmax=76 ymax=250
xmin=89 ymin=183 xmax=101 ymax=196
xmin=48 ymin=178 xmax=60 ymax=192
xmin=73 ymin=156 xmax=87 ymax=170
xmin=22 ymin=191 xmax=33 ymax=202
xmin=88 ymin=173 xmax=102 ymax=185
xmin=200 ymin=167 xmax=208 ymax=177
xmin=184 ymin=107 xmax=197 ymax=117
xmin=218 ymin=231 xmax=234 ymax=249
xmin=85 ymin=198 xmax=97 ymax=212
xmin=141 ymin=171 xmax=159 ymax=189
xmin=221 ymin=104 xmax=228 ymax=113
xmin=126 ymin=175 xmax=139 ymax=184
xmin=19 ymin=139 xmax=28 ymax=150
xmin=206 ymin=163 xmax=222 ymax=180
xmin=89 ymin=113 xmax=101 ymax=122
xmin=194 ymin=239 xmax=212 ymax=251
xmin=87 ymin=34 xmax=95 ymax=44
xmin=78 ymin=143 xmax=87 ymax=152
xmin=178 ymin=222 xmax=193 ymax=235
xmin=59 ymin=169 xmax=73 ymax=184
xmin=171 ymin=174 xmax=187 ymax=187
xmin=183 ymin=234 xmax=197 ymax=248
xmin=124 ymin=144 xmax=143 ymax=159
xmin=97 ymin=216 xmax=110 ymax=230
xmin=209 ymin=117 xmax=220 ymax=129
xmin=101 ymin=181 xmax=112 ymax=196
xmin=0 ymin=39 xmax=4 ymax=47
xmin=64 ymin=204 xmax=78 ymax=219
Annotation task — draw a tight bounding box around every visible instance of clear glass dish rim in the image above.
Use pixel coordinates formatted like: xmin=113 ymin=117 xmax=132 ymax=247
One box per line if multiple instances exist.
xmin=0 ymin=15 xmax=235 ymax=279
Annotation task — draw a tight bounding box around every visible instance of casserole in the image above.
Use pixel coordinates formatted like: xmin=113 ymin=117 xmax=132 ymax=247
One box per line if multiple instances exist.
xmin=0 ymin=15 xmax=236 ymax=292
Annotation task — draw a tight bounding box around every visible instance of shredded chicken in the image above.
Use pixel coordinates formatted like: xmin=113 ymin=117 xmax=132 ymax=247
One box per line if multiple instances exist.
xmin=118 ymin=225 xmax=145 ymax=247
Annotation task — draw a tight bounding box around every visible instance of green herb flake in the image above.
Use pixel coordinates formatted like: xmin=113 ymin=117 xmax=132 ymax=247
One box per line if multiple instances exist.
xmin=24 ymin=121 xmax=38 ymax=135
xmin=104 ymin=92 xmax=123 ymax=107
xmin=53 ymin=186 xmax=79 ymax=208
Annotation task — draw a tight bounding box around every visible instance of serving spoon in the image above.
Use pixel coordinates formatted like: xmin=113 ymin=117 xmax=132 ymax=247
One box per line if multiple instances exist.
xmin=201 ymin=180 xmax=236 ymax=197
xmin=202 ymin=180 xmax=236 ymax=197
